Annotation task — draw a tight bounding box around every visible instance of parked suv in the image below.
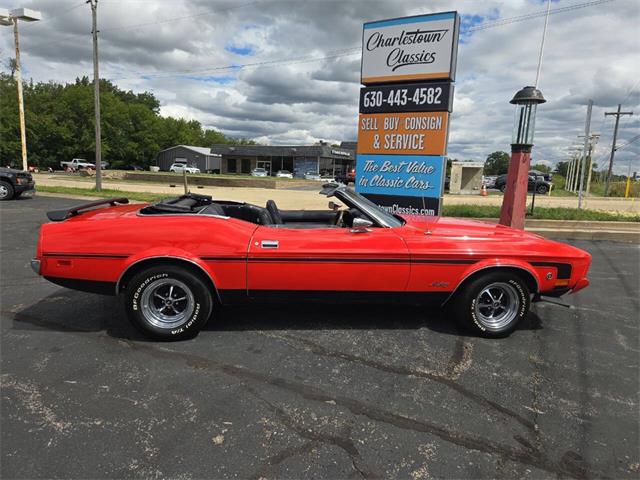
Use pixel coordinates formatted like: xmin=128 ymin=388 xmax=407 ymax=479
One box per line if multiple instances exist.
xmin=494 ymin=174 xmax=551 ymax=194
xmin=169 ymin=163 xmax=200 ymax=174
xmin=0 ymin=167 xmax=35 ymax=200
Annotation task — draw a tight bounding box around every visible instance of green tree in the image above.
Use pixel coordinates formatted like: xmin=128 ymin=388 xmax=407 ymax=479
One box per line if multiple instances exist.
xmin=0 ymin=72 xmax=252 ymax=169
xmin=483 ymin=151 xmax=510 ymax=175
xmin=554 ymin=161 xmax=569 ymax=177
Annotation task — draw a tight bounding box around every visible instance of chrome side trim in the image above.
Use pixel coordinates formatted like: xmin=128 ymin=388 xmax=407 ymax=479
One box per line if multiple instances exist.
xmin=115 ymin=255 xmax=221 ymax=302
xmin=136 ymin=212 xmax=230 ymax=219
xmin=441 ymin=264 xmax=540 ymax=306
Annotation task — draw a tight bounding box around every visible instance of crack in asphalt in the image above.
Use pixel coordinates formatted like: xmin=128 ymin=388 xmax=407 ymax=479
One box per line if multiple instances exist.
xmin=258 ymin=331 xmax=536 ymax=433
xmin=248 ymin=390 xmax=379 ymax=479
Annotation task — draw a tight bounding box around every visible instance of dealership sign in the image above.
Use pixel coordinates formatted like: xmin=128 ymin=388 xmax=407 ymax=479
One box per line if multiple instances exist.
xmin=359 ymin=81 xmax=454 ymax=114
xmin=357 ymin=112 xmax=449 ymax=155
xmin=356 ymin=154 xmax=445 ymax=216
xmin=361 ymin=12 xmax=460 ymax=85
xmin=356 ymin=11 xmax=459 ymax=216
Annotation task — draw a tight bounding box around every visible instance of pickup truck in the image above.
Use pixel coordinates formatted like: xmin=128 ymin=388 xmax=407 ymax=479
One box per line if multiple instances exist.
xmin=60 ymin=158 xmax=95 ymax=170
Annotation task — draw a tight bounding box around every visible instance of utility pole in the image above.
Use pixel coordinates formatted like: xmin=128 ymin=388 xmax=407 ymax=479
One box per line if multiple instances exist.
xmin=603 ymin=104 xmax=633 ymax=196
xmin=579 ymin=133 xmax=599 ymax=198
xmin=88 ymin=0 xmax=102 ymax=191
xmin=577 ymin=100 xmax=592 ymax=209
xmin=12 ymin=19 xmax=28 ymax=171
xmin=566 ymin=154 xmax=575 ymax=192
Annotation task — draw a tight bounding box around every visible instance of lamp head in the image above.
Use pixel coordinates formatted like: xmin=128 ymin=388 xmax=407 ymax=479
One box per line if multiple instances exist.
xmin=510 ymin=86 xmax=546 ymax=105
xmin=10 ymin=8 xmax=42 ymax=22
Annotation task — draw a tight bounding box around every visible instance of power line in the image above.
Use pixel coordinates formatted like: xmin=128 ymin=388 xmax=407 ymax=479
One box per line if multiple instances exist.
xmin=615 ymin=134 xmax=640 ymax=152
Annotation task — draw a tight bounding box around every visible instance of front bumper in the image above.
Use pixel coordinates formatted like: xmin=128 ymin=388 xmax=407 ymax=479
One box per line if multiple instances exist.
xmin=15 ymin=181 xmax=36 ymax=197
xmin=571 ymin=277 xmax=590 ymax=294
xmin=31 ymin=258 xmax=41 ymax=275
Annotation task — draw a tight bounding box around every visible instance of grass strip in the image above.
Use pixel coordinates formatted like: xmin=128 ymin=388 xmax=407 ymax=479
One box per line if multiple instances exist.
xmin=38 ymin=185 xmax=639 ymax=222
xmin=443 ymin=204 xmax=639 ymax=222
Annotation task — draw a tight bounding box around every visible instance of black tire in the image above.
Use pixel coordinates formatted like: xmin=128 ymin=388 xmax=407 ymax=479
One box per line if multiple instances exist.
xmin=499 ymin=184 xmax=507 ymax=193
xmin=536 ymin=184 xmax=548 ymax=194
xmin=452 ymin=271 xmax=530 ymax=338
xmin=124 ymin=265 xmax=213 ymax=340
xmin=0 ymin=181 xmax=14 ymax=201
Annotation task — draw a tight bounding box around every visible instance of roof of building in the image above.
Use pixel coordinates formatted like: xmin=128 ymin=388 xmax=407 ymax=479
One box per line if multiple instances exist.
xmin=340 ymin=141 xmax=357 ymax=150
xmin=157 ymin=145 xmax=215 ymax=156
xmin=209 ymin=144 xmax=355 ymax=160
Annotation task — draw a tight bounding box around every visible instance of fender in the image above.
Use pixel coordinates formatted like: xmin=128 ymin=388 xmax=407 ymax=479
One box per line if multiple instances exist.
xmin=116 ymin=247 xmax=221 ymax=297
xmin=444 ymin=258 xmax=542 ymax=305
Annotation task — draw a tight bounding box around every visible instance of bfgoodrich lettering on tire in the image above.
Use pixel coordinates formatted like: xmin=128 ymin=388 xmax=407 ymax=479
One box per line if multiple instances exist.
xmin=124 ymin=265 xmax=213 ymax=340
xmin=453 ymin=271 xmax=531 ymax=338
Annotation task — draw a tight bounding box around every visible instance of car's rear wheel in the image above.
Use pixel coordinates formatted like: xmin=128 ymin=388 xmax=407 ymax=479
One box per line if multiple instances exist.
xmin=124 ymin=265 xmax=213 ymax=340
xmin=536 ymin=184 xmax=549 ymax=194
xmin=0 ymin=181 xmax=14 ymax=201
xmin=499 ymin=184 xmax=507 ymax=193
xmin=453 ymin=271 xmax=530 ymax=338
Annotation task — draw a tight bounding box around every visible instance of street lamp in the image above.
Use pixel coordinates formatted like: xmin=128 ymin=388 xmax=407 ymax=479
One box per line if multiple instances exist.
xmin=499 ymin=86 xmax=546 ymax=229
xmin=1 ymin=7 xmax=41 ymax=172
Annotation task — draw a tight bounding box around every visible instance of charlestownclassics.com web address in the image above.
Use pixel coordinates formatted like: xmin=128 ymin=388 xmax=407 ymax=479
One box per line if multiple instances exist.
xmin=379 ymin=203 xmax=435 ymax=216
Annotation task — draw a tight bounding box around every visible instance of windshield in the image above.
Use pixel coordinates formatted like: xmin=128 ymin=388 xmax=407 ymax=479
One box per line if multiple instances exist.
xmin=334 ymin=188 xmax=404 ymax=228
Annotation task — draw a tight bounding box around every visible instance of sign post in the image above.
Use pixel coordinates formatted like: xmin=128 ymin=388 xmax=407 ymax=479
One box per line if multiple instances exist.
xmin=356 ymin=11 xmax=460 ymax=216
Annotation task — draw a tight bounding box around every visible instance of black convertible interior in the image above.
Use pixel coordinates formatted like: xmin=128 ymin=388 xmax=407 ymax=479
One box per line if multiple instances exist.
xmin=140 ymin=192 xmax=366 ymax=229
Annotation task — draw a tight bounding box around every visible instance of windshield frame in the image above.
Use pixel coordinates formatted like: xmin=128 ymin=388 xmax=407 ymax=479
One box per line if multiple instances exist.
xmin=333 ymin=187 xmax=404 ymax=228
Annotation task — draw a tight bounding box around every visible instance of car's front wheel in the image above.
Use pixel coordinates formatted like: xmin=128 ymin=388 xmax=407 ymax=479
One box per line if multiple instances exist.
xmin=124 ymin=265 xmax=213 ymax=340
xmin=453 ymin=271 xmax=530 ymax=338
xmin=499 ymin=184 xmax=507 ymax=193
xmin=536 ymin=184 xmax=549 ymax=194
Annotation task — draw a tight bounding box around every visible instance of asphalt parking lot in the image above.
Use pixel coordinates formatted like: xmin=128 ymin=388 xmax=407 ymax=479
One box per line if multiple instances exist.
xmin=1 ymin=195 xmax=638 ymax=479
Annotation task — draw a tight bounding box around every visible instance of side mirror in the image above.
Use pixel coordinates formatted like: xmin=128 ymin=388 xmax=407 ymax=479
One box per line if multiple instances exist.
xmin=328 ymin=201 xmax=341 ymax=211
xmin=350 ymin=217 xmax=373 ymax=233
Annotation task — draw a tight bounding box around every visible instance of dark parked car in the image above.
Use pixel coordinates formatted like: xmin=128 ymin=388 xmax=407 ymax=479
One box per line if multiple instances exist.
xmin=495 ymin=174 xmax=551 ymax=194
xmin=0 ymin=167 xmax=35 ymax=200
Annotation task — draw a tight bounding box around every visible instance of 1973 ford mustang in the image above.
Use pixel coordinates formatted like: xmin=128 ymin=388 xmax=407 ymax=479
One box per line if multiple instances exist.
xmin=32 ymin=184 xmax=591 ymax=340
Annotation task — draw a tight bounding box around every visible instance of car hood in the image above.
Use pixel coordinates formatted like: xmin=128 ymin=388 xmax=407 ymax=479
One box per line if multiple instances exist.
xmin=400 ymin=214 xmax=540 ymax=239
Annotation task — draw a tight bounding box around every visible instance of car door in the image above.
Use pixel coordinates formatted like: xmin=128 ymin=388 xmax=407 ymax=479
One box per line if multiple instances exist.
xmin=247 ymin=225 xmax=410 ymax=299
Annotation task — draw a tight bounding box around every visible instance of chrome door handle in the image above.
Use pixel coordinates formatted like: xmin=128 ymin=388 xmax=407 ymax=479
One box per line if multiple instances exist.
xmin=261 ymin=240 xmax=279 ymax=249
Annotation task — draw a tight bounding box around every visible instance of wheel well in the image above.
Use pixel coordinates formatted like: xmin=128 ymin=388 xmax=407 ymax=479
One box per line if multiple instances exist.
xmin=117 ymin=257 xmax=219 ymax=301
xmin=443 ymin=266 xmax=539 ymax=305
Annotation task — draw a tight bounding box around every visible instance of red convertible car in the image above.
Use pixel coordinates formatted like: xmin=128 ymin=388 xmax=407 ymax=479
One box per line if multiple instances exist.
xmin=32 ymin=184 xmax=591 ymax=340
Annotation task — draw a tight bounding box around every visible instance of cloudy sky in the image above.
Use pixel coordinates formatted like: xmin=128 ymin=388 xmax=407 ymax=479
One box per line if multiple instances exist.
xmin=1 ymin=0 xmax=639 ymax=173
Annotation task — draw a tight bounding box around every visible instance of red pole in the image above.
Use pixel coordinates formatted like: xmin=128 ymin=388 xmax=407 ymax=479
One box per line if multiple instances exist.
xmin=499 ymin=145 xmax=532 ymax=230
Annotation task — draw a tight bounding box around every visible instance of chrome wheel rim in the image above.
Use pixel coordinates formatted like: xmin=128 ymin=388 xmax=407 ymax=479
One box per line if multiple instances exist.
xmin=474 ymin=282 xmax=519 ymax=331
xmin=140 ymin=279 xmax=195 ymax=329
xmin=0 ymin=185 xmax=8 ymax=198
